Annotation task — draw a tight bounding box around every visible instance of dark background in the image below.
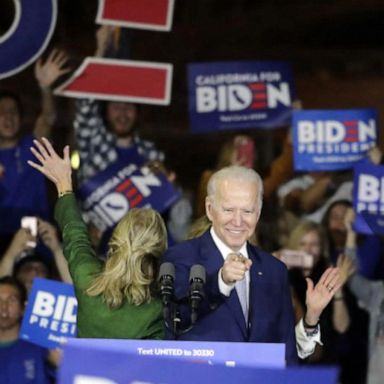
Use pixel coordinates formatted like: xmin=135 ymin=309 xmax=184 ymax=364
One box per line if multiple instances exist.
xmin=1 ymin=0 xmax=384 ymax=190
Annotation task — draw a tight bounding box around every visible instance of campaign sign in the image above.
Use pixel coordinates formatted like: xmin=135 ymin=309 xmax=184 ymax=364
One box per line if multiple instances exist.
xmin=0 ymin=0 xmax=57 ymax=79
xmin=188 ymin=61 xmax=295 ymax=133
xmin=77 ymin=163 xmax=181 ymax=232
xmin=54 ymin=57 xmax=173 ymax=105
xmin=353 ymin=162 xmax=384 ymax=234
xmin=360 ymin=211 xmax=384 ymax=236
xmin=293 ymin=109 xmax=378 ymax=171
xmin=59 ymin=340 xmax=338 ymax=384
xmin=20 ymin=278 xmax=77 ymax=349
xmin=63 ymin=338 xmax=285 ymax=368
xmin=96 ymin=0 xmax=175 ymax=31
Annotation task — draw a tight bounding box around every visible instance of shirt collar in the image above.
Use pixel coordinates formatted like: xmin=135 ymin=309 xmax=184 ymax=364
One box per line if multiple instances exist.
xmin=210 ymin=227 xmax=248 ymax=260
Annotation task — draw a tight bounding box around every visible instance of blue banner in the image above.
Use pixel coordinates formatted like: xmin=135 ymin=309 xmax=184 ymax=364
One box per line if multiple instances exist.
xmin=64 ymin=338 xmax=284 ymax=368
xmin=0 ymin=0 xmax=57 ymax=79
xmin=77 ymin=163 xmax=181 ymax=232
xmin=293 ymin=109 xmax=378 ymax=171
xmin=59 ymin=340 xmax=338 ymax=384
xmin=20 ymin=278 xmax=77 ymax=349
xmin=353 ymin=162 xmax=384 ymax=234
xmin=188 ymin=61 xmax=295 ymax=133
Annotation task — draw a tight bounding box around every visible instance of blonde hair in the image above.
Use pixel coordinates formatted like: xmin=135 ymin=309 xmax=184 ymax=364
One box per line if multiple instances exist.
xmin=86 ymin=208 xmax=167 ymax=308
xmin=187 ymin=215 xmax=211 ymax=239
xmin=285 ymin=221 xmax=329 ymax=261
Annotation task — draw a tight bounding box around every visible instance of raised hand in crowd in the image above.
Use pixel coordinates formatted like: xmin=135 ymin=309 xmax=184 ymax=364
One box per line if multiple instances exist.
xmin=304 ymin=267 xmax=342 ymax=327
xmin=0 ymin=228 xmax=36 ymax=277
xmin=28 ymin=137 xmax=72 ymax=195
xmin=38 ymin=218 xmax=72 ymax=283
xmin=335 ymin=253 xmax=356 ymax=287
xmin=342 ymin=206 xmax=358 ymax=253
xmin=368 ymin=145 xmax=383 ymax=165
xmin=33 ymin=48 xmax=71 ymax=137
xmin=35 ymin=48 xmax=71 ymax=90
xmin=95 ymin=25 xmax=119 ymax=57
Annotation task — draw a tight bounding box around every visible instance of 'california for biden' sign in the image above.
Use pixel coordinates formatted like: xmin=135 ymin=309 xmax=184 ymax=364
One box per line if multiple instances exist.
xmin=188 ymin=61 xmax=295 ymax=132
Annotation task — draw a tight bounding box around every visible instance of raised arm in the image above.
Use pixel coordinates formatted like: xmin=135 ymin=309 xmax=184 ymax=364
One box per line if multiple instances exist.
xmin=296 ymin=266 xmax=344 ymax=359
xmin=0 ymin=228 xmax=36 ymax=277
xmin=38 ymin=218 xmax=72 ymax=284
xmin=27 ymin=137 xmax=72 ymax=195
xmin=33 ymin=49 xmax=71 ymax=138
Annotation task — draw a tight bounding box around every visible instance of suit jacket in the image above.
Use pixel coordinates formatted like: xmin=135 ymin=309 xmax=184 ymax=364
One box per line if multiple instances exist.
xmin=162 ymin=230 xmax=298 ymax=365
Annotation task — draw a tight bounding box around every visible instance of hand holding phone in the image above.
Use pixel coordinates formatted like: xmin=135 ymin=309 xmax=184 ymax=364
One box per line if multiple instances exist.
xmin=278 ymin=249 xmax=314 ymax=269
xmin=21 ymin=216 xmax=38 ymax=248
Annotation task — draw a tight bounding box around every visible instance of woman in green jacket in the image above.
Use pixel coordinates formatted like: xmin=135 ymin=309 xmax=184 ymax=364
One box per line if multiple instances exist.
xmin=28 ymin=137 xmax=166 ymax=339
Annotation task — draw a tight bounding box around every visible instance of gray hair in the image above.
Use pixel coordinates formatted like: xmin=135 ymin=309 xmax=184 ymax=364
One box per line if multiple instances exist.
xmin=207 ymin=165 xmax=263 ymax=211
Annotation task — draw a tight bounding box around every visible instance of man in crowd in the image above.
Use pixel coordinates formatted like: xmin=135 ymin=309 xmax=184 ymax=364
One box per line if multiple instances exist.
xmin=0 ymin=49 xmax=70 ymax=252
xmin=162 ymin=166 xmax=341 ymax=364
xmin=0 ymin=276 xmax=56 ymax=383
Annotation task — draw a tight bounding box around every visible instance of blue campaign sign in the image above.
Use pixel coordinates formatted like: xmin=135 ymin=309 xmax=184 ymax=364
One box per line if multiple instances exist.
xmin=77 ymin=162 xmax=181 ymax=232
xmin=59 ymin=340 xmax=338 ymax=384
xmin=0 ymin=0 xmax=57 ymax=79
xmin=293 ymin=109 xmax=378 ymax=171
xmin=20 ymin=278 xmax=77 ymax=349
xmin=188 ymin=61 xmax=295 ymax=133
xmin=63 ymin=338 xmax=285 ymax=368
xmin=360 ymin=211 xmax=384 ymax=236
xmin=353 ymin=162 xmax=384 ymax=234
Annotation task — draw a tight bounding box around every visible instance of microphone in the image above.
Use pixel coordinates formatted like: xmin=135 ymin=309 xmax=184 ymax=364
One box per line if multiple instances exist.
xmin=189 ymin=264 xmax=206 ymax=324
xmin=158 ymin=262 xmax=175 ymax=320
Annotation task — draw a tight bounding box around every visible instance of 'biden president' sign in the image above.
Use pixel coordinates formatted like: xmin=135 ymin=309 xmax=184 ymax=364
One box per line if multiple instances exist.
xmin=293 ymin=109 xmax=377 ymax=171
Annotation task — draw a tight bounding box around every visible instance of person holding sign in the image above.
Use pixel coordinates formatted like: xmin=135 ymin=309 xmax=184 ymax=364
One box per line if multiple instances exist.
xmin=0 ymin=276 xmax=57 ymax=383
xmin=162 ymin=165 xmax=342 ymax=364
xmin=74 ymin=26 xmax=165 ymax=185
xmin=27 ymin=138 xmax=167 ymax=339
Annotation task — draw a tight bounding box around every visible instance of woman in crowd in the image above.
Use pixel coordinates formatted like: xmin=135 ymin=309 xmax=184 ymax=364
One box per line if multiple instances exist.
xmin=282 ymin=221 xmax=351 ymax=365
xmin=27 ymin=138 xmax=166 ymax=339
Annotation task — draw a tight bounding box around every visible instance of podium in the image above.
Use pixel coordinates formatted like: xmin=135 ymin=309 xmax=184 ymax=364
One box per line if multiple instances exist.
xmin=59 ymin=339 xmax=338 ymax=384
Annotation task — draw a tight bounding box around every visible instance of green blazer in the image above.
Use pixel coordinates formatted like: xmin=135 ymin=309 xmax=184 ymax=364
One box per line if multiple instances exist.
xmin=55 ymin=194 xmax=164 ymax=339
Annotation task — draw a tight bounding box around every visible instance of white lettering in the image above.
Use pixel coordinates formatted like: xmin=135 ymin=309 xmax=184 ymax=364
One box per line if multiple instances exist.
xmin=358 ymin=174 xmax=380 ymax=203
xmin=196 ymin=86 xmax=216 ymax=112
xmin=131 ymin=169 xmax=161 ymax=196
xmin=32 ymin=291 xmax=55 ymax=317
xmin=74 ymin=376 xmax=117 ymax=384
xmin=266 ymin=83 xmax=290 ymax=107
xmin=358 ymin=119 xmax=376 ymax=142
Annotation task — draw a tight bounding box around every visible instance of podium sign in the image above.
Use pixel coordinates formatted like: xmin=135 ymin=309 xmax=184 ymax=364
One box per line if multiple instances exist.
xmin=59 ymin=339 xmax=338 ymax=384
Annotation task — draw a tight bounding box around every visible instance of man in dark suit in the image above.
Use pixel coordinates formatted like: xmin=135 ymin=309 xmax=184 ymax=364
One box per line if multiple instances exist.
xmin=162 ymin=165 xmax=298 ymax=364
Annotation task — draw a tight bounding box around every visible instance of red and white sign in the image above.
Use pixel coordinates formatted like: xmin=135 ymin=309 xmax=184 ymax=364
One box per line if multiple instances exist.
xmin=54 ymin=57 xmax=173 ymax=105
xmin=96 ymin=0 xmax=175 ymax=31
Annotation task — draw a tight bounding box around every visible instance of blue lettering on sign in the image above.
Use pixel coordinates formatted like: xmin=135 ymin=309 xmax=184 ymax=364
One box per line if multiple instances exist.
xmin=0 ymin=0 xmax=57 ymax=79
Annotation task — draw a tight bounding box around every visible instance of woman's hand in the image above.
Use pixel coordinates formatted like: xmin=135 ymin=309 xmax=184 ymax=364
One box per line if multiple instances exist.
xmin=305 ymin=267 xmax=341 ymax=325
xmin=35 ymin=49 xmax=71 ymax=90
xmin=28 ymin=137 xmax=72 ymax=195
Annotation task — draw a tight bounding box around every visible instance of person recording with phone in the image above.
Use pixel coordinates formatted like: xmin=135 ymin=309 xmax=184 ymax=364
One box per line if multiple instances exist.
xmin=0 ymin=217 xmax=72 ymax=293
xmin=162 ymin=165 xmax=343 ymax=364
xmin=27 ymin=138 xmax=167 ymax=339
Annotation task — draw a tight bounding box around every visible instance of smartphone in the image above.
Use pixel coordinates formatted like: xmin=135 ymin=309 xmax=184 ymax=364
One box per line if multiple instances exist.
xmin=235 ymin=138 xmax=255 ymax=168
xmin=279 ymin=249 xmax=314 ymax=269
xmin=21 ymin=216 xmax=38 ymax=248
